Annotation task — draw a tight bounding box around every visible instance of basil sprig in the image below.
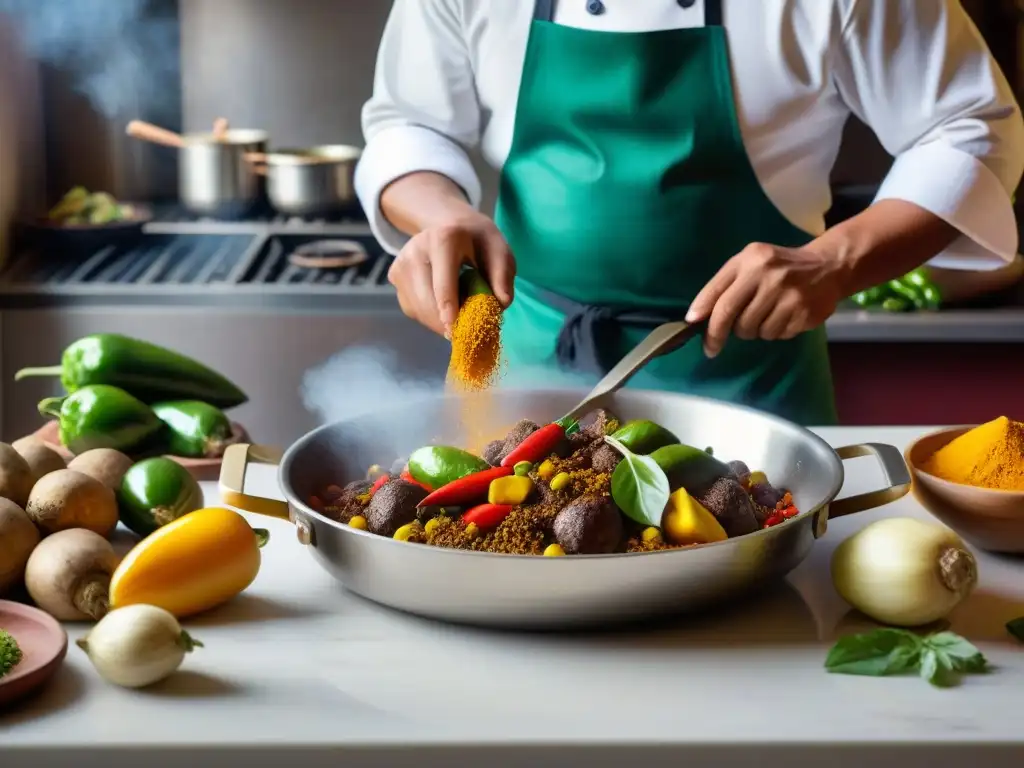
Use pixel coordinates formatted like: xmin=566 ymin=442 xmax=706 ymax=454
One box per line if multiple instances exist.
xmin=606 ymin=436 xmax=670 ymax=527
xmin=825 ymin=628 xmax=988 ymax=688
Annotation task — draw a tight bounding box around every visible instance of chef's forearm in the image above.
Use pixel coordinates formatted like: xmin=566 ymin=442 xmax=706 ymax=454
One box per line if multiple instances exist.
xmin=380 ymin=172 xmax=478 ymax=237
xmin=810 ymin=199 xmax=959 ymax=295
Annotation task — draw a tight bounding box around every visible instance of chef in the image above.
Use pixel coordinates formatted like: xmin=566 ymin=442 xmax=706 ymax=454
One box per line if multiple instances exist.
xmin=355 ymin=0 xmax=1023 ymax=425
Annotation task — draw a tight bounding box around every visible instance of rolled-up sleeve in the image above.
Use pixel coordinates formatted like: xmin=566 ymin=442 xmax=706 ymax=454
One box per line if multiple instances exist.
xmin=833 ymin=0 xmax=1024 ymax=270
xmin=355 ymin=0 xmax=482 ymax=254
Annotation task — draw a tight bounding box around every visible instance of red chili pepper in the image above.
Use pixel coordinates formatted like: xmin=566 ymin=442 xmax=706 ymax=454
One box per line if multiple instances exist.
xmin=462 ymin=503 xmax=514 ymax=530
xmin=400 ymin=470 xmax=432 ymax=492
xmin=781 ymin=505 xmax=800 ymax=519
xmin=763 ymin=513 xmax=784 ymax=529
xmin=308 ymin=495 xmax=324 ymax=511
xmin=501 ymin=423 xmax=567 ymax=467
xmin=417 ymin=465 xmax=514 ymax=508
xmin=369 ymin=473 xmax=390 ymax=496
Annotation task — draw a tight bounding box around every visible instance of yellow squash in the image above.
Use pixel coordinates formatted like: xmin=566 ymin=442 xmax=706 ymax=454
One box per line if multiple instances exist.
xmin=109 ymin=506 xmax=267 ymax=618
xmin=661 ymin=488 xmax=728 ymax=546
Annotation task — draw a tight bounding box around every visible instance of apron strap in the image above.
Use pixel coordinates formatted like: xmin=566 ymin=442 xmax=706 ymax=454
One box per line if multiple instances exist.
xmin=530 ymin=284 xmax=688 ymax=375
xmin=534 ymin=0 xmax=722 ymax=24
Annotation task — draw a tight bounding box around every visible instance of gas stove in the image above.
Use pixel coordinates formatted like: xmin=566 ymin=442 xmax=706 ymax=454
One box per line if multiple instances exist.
xmin=0 ymin=204 xmax=396 ymax=310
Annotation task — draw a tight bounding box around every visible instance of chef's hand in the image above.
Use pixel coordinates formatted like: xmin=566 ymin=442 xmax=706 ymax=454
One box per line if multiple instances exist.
xmin=685 ymin=243 xmax=848 ymax=357
xmin=387 ymin=211 xmax=516 ymax=338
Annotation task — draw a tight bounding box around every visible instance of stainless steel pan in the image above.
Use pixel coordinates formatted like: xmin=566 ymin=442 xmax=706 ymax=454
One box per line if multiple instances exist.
xmin=246 ymin=145 xmax=361 ymax=218
xmin=220 ymin=388 xmax=911 ymax=629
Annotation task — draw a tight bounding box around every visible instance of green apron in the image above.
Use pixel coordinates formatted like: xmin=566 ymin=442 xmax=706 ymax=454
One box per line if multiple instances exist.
xmin=493 ymin=0 xmax=838 ymax=426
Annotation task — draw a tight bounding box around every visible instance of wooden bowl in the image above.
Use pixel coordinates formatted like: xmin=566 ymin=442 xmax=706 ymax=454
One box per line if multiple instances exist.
xmin=905 ymin=426 xmax=1024 ymax=554
xmin=0 ymin=600 xmax=68 ymax=708
xmin=31 ymin=420 xmax=250 ymax=483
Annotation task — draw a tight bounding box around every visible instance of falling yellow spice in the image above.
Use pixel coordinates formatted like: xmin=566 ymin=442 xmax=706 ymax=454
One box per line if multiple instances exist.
xmin=447 ymin=291 xmax=504 ymax=391
xmin=924 ymin=416 xmax=1024 ymax=491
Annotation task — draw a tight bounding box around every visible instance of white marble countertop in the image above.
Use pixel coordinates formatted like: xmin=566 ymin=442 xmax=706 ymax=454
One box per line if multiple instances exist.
xmin=3 ymin=426 xmax=1023 ymax=768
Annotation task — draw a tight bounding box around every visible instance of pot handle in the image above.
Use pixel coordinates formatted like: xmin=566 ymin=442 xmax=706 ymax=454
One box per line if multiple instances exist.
xmin=823 ymin=442 xmax=912 ymax=527
xmin=219 ymin=443 xmax=291 ymax=520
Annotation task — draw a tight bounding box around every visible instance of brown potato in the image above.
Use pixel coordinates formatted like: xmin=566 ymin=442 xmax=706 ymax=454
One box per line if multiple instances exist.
xmin=0 ymin=442 xmax=36 ymax=507
xmin=26 ymin=469 xmax=118 ymax=537
xmin=67 ymin=448 xmax=134 ymax=492
xmin=12 ymin=436 xmax=66 ymax=484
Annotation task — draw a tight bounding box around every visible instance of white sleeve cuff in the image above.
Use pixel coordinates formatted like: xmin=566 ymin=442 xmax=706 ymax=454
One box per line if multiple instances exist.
xmin=873 ymin=142 xmax=1019 ymax=271
xmin=354 ymin=124 xmax=483 ymax=255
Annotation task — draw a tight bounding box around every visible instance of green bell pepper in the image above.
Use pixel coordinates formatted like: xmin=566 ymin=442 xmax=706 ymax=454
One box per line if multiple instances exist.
xmin=152 ymin=400 xmax=233 ymax=459
xmin=407 ymin=446 xmax=490 ymax=489
xmin=38 ymin=384 xmax=165 ymax=456
xmin=15 ymin=334 xmax=248 ymax=409
xmin=117 ymin=457 xmax=204 ymax=536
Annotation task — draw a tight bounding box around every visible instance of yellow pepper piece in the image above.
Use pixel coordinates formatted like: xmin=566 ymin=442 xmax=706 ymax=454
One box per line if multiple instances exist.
xmin=348 ymin=515 xmax=367 ymax=530
xmin=537 ymin=459 xmax=556 ymax=480
xmin=641 ymin=526 xmax=662 ymax=543
xmin=424 ymin=517 xmax=442 ymax=534
xmin=109 ymin=506 xmax=264 ymax=619
xmin=662 ymin=488 xmax=727 ymax=546
xmin=549 ymin=472 xmax=570 ymax=491
xmin=488 ymin=474 xmax=534 ymax=505
xmin=748 ymin=470 xmax=768 ymax=487
xmin=543 ymin=543 xmax=566 ymax=557
xmin=394 ymin=522 xmax=422 ymax=541
xmin=465 ymin=522 xmax=480 ymax=538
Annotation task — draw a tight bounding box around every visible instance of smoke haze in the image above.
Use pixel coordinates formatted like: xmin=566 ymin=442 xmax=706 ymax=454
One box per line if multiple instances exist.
xmin=0 ymin=0 xmax=179 ymax=119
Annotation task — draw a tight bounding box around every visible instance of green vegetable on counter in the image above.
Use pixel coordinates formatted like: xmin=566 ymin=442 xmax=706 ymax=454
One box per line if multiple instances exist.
xmin=117 ymin=457 xmax=204 ymax=537
xmin=0 ymin=629 xmax=22 ymax=679
xmin=849 ymin=268 xmax=942 ymax=312
xmin=609 ymin=419 xmax=679 ymax=455
xmin=152 ymin=400 xmax=233 ymax=459
xmin=38 ymin=385 xmax=165 ymax=456
xmin=407 ymin=446 xmax=491 ymax=490
xmin=1007 ymin=617 xmax=1024 ymax=643
xmin=606 ymin=436 xmax=671 ymax=528
xmin=825 ymin=628 xmax=988 ymax=688
xmin=15 ymin=334 xmax=248 ymax=409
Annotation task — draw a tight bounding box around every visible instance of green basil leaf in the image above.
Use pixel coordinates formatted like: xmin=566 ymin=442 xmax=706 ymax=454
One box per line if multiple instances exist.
xmin=606 ymin=436 xmax=671 ymax=527
xmin=824 ymin=629 xmax=921 ymax=676
xmin=1006 ymin=617 xmax=1024 ymax=643
xmin=919 ymin=649 xmax=949 ymax=687
xmin=924 ymin=632 xmax=989 ymax=673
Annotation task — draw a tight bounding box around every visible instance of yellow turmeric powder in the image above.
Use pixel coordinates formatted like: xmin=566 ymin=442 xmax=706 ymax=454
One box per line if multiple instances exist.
xmin=446 ymin=292 xmax=503 ymax=391
xmin=924 ymin=416 xmax=1024 ymax=491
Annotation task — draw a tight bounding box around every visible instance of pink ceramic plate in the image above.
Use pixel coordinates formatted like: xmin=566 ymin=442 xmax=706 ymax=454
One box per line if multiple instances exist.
xmin=0 ymin=600 xmax=68 ymax=707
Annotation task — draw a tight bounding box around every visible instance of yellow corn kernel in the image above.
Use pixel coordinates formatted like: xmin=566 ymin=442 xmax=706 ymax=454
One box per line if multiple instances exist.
xmin=641 ymin=526 xmax=662 ymax=543
xmin=543 ymin=543 xmax=566 ymax=557
xmin=465 ymin=522 xmax=480 ymax=538
xmin=393 ymin=522 xmax=422 ymax=542
xmin=537 ymin=459 xmax=556 ymax=480
xmin=488 ymin=475 xmax=534 ymax=505
xmin=549 ymin=472 xmax=570 ymax=492
xmin=424 ymin=517 xmax=441 ymax=535
xmin=348 ymin=515 xmax=368 ymax=530
xmin=748 ymin=471 xmax=769 ymax=487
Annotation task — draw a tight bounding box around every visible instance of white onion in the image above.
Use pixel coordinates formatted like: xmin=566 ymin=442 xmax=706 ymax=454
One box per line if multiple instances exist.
xmin=76 ymin=604 xmax=202 ymax=688
xmin=831 ymin=517 xmax=978 ymax=627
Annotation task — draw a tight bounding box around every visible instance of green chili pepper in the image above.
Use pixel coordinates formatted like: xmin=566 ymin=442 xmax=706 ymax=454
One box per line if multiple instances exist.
xmin=459 ymin=267 xmax=493 ymax=301
xmin=117 ymin=457 xmax=204 ymax=537
xmin=15 ymin=334 xmax=248 ymax=409
xmin=151 ymin=400 xmax=233 ymax=459
xmin=881 ymin=297 xmax=910 ymax=312
xmin=901 ymin=269 xmax=942 ymax=309
xmin=850 ymin=285 xmax=890 ymax=308
xmin=610 ymin=419 xmax=680 ymax=455
xmin=38 ymin=384 xmax=165 ymax=456
xmin=407 ymin=446 xmax=490 ymax=490
xmin=887 ymin=278 xmax=929 ymax=309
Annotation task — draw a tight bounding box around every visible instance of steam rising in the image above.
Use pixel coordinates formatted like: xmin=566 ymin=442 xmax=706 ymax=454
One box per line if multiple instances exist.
xmin=0 ymin=0 xmax=179 ymax=119
xmin=300 ymin=345 xmax=445 ymax=427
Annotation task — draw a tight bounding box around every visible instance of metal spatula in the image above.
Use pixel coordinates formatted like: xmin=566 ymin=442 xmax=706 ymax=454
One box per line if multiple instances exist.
xmin=562 ymin=319 xmax=706 ymax=423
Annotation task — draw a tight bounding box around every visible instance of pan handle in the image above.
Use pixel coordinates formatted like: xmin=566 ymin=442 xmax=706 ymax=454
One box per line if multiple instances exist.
xmin=219 ymin=443 xmax=291 ymax=520
xmin=816 ymin=442 xmax=912 ymax=536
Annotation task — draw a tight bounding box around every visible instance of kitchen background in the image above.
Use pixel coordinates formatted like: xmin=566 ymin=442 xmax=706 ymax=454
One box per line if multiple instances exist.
xmin=0 ymin=0 xmax=1022 ymax=446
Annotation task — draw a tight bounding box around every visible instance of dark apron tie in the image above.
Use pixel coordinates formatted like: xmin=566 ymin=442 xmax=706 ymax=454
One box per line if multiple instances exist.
xmin=530 ymin=285 xmax=688 ymax=376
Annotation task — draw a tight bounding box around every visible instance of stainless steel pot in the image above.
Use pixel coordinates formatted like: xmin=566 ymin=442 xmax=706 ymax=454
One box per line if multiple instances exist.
xmin=248 ymin=145 xmax=361 ymax=218
xmin=220 ymin=389 xmax=911 ymax=630
xmin=179 ymin=129 xmax=268 ymax=219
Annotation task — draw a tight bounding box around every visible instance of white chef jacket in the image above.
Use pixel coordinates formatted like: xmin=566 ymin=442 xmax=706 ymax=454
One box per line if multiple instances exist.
xmin=356 ymin=0 xmax=1024 ymax=271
